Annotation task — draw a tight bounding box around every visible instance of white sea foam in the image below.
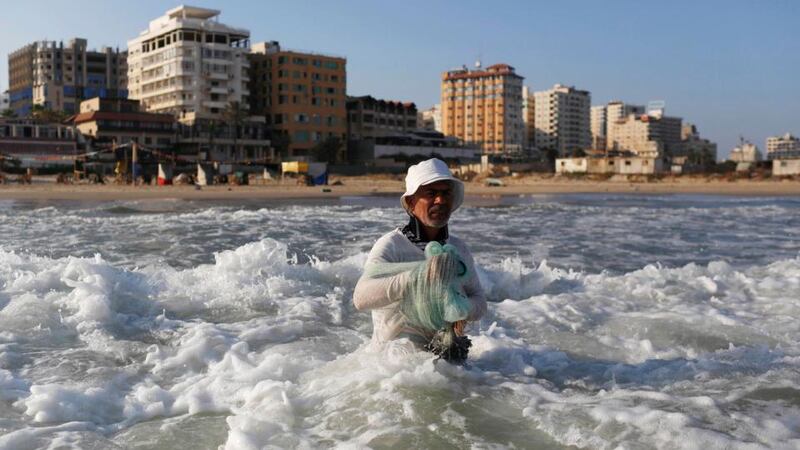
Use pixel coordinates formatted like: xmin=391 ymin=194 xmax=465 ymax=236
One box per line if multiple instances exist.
xmin=1 ymin=197 xmax=799 ymax=449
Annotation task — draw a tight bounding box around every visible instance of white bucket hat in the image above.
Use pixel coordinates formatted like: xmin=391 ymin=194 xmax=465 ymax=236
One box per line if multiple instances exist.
xmin=401 ymin=158 xmax=464 ymax=213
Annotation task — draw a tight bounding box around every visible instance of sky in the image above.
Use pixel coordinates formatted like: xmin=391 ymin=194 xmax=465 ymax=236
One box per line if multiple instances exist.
xmin=1 ymin=0 xmax=798 ymax=158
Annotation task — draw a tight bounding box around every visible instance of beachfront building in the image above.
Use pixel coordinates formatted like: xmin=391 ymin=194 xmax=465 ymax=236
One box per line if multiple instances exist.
xmin=729 ymin=140 xmax=762 ymax=163
xmin=606 ymin=111 xmax=682 ymax=158
xmin=7 ymin=38 xmax=127 ymax=117
xmin=346 ymin=95 xmax=417 ymax=141
xmin=417 ymin=104 xmax=442 ymax=132
xmin=679 ymin=123 xmax=717 ymax=166
xmin=772 ymin=158 xmax=800 ymax=176
xmin=348 ymin=129 xmax=480 ymax=166
xmin=71 ymin=97 xmax=176 ymax=151
xmin=248 ymin=41 xmax=347 ymax=161
xmin=0 ymin=118 xmax=83 ymax=168
xmin=522 ymin=86 xmax=536 ymax=153
xmin=555 ymin=154 xmax=666 ymax=175
xmin=766 ymin=133 xmax=800 ymax=160
xmin=126 ymin=5 xmax=251 ymax=121
xmin=440 ymin=63 xmax=524 ymax=156
xmin=533 ymin=84 xmax=591 ymax=157
xmin=590 ymin=105 xmax=607 ymax=150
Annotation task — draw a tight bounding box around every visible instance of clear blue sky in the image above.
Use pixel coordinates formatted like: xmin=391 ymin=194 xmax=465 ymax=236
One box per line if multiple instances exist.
xmin=2 ymin=0 xmax=798 ymax=158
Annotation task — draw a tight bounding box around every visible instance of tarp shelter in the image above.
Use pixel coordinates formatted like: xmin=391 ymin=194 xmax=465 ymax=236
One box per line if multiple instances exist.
xmin=158 ymin=164 xmax=173 ymax=185
xmin=281 ymin=161 xmax=328 ymax=185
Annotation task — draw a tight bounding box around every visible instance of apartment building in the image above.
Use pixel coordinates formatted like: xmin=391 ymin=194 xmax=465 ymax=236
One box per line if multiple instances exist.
xmin=522 ymin=86 xmax=535 ymax=151
xmin=126 ymin=5 xmax=251 ymax=121
xmin=766 ymin=133 xmax=800 ymax=159
xmin=607 ymin=112 xmax=683 ymax=158
xmin=8 ymin=38 xmax=127 ymax=116
xmin=346 ymin=95 xmax=417 ymax=141
xmin=533 ymin=84 xmax=591 ymax=156
xmin=590 ymin=105 xmax=607 ymax=150
xmin=71 ymin=97 xmax=176 ymax=150
xmin=418 ymin=104 xmax=441 ymax=132
xmin=248 ymin=41 xmax=347 ymax=160
xmin=441 ymin=63 xmax=524 ymax=155
xmin=0 ymin=118 xmax=82 ymax=167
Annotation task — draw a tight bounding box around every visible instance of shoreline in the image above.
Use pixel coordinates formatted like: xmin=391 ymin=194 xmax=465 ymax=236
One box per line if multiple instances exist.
xmin=0 ymin=177 xmax=799 ymax=201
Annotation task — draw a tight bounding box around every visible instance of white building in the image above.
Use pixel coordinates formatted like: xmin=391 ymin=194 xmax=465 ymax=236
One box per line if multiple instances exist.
xmin=773 ymin=158 xmax=800 ymax=176
xmin=729 ymin=140 xmax=762 ymax=163
xmin=533 ymin=84 xmax=591 ymax=156
xmin=417 ymin=104 xmax=441 ymax=132
xmin=766 ymin=133 xmax=800 ymax=160
xmin=127 ymin=5 xmax=251 ymax=121
xmin=556 ymin=155 xmax=665 ymax=175
xmin=590 ymin=105 xmax=607 ymax=150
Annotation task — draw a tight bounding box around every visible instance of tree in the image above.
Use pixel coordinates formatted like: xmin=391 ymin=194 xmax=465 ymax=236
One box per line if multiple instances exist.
xmin=310 ymin=136 xmax=342 ymax=164
xmin=222 ymin=101 xmax=248 ymax=161
xmin=31 ymin=104 xmax=67 ymax=123
xmin=1 ymin=109 xmax=16 ymax=118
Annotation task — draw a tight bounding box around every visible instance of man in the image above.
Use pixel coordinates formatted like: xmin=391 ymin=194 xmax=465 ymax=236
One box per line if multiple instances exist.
xmin=353 ymin=158 xmax=487 ymax=353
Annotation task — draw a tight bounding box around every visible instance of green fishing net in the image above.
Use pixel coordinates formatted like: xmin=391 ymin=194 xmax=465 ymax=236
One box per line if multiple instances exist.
xmin=364 ymin=241 xmax=473 ymax=333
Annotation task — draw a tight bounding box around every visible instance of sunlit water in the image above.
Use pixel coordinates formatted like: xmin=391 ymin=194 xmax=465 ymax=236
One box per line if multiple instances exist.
xmin=1 ymin=194 xmax=799 ymax=449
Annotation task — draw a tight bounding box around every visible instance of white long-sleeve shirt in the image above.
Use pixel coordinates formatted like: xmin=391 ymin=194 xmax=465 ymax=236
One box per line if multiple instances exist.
xmin=353 ymin=229 xmax=487 ymax=345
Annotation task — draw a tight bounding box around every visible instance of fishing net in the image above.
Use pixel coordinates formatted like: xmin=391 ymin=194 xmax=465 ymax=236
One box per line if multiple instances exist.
xmin=364 ymin=242 xmax=474 ymax=362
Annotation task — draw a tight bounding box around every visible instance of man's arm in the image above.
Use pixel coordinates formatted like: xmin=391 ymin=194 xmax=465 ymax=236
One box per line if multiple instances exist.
xmin=353 ymin=234 xmax=410 ymax=311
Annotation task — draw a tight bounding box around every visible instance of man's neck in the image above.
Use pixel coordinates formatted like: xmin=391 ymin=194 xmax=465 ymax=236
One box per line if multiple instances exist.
xmin=402 ymin=216 xmax=448 ymax=250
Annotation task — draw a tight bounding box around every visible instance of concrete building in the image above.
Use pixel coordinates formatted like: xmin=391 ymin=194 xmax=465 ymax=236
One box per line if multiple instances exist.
xmin=8 ymin=38 xmax=127 ymax=117
xmin=175 ymin=117 xmax=272 ymax=163
xmin=126 ymin=6 xmax=251 ymax=120
xmin=679 ymin=123 xmax=717 ymax=165
xmin=417 ymin=104 xmax=441 ymax=132
xmin=441 ymin=63 xmax=524 ymax=155
xmin=71 ymin=97 xmax=176 ymax=150
xmin=773 ymin=158 xmax=800 ymax=176
xmin=590 ymin=105 xmax=607 ymax=150
xmin=348 ymin=129 xmax=479 ymax=166
xmin=347 ymin=95 xmax=417 ymax=141
xmin=248 ymin=41 xmax=347 ymax=160
xmin=607 ymin=112 xmax=683 ymax=158
xmin=604 ymin=101 xmax=645 ymax=150
xmin=522 ymin=86 xmax=536 ymax=152
xmin=729 ymin=140 xmax=762 ymax=163
xmin=0 ymin=118 xmax=82 ymax=168
xmin=533 ymin=84 xmax=591 ymax=156
xmin=766 ymin=133 xmax=800 ymax=160
xmin=556 ymin=154 xmax=666 ymax=175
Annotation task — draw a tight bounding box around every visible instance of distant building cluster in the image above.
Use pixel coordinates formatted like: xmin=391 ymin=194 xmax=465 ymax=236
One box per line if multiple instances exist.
xmin=1 ymin=4 xmax=797 ymax=177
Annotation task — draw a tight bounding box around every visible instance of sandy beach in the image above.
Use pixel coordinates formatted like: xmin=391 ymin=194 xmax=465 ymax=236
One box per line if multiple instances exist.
xmin=0 ymin=174 xmax=799 ymax=201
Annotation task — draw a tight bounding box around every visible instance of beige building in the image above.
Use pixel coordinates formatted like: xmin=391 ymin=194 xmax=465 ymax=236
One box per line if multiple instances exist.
xmin=556 ymin=155 xmax=665 ymax=175
xmin=248 ymin=41 xmax=347 ymax=160
xmin=8 ymin=38 xmax=127 ymax=116
xmin=441 ymin=63 xmax=524 ymax=155
xmin=533 ymin=84 xmax=591 ymax=156
xmin=590 ymin=105 xmax=607 ymax=150
xmin=603 ymin=101 xmax=644 ymax=151
xmin=126 ymin=6 xmax=251 ymax=121
xmin=766 ymin=133 xmax=800 ymax=159
xmin=773 ymin=158 xmax=800 ymax=176
xmin=522 ymin=86 xmax=535 ymax=152
xmin=607 ymin=112 xmax=683 ymax=158
xmin=729 ymin=140 xmax=762 ymax=163
xmin=417 ymin=104 xmax=441 ymax=132
xmin=72 ymin=97 xmax=175 ymax=150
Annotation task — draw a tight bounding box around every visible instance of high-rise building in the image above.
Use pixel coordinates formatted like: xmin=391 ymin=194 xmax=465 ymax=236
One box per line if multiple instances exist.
xmin=440 ymin=63 xmax=524 ymax=155
xmin=604 ymin=101 xmax=645 ymax=151
xmin=7 ymin=38 xmax=127 ymax=117
xmin=533 ymin=84 xmax=591 ymax=156
xmin=522 ymin=86 xmax=535 ymax=151
xmin=590 ymin=105 xmax=607 ymax=150
xmin=126 ymin=5 xmax=251 ymax=121
xmin=766 ymin=133 xmax=800 ymax=159
xmin=248 ymin=41 xmax=347 ymax=160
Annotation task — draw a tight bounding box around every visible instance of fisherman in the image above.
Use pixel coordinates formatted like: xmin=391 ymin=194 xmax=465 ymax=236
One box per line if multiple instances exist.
xmin=353 ymin=158 xmax=487 ymax=362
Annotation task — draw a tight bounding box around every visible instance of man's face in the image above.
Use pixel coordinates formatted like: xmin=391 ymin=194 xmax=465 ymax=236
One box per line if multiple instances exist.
xmin=408 ymin=181 xmax=454 ymax=229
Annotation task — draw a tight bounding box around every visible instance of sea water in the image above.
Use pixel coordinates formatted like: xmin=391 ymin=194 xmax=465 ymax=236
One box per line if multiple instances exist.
xmin=0 ymin=194 xmax=799 ymax=449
